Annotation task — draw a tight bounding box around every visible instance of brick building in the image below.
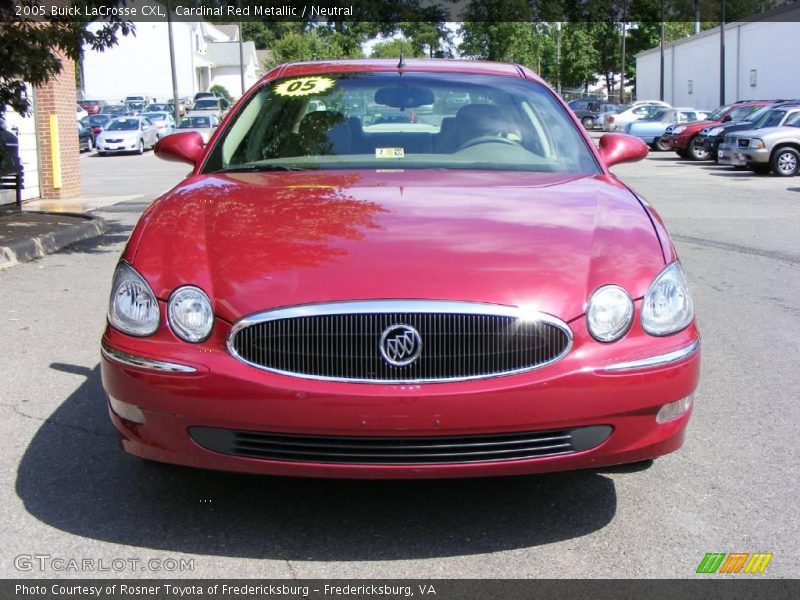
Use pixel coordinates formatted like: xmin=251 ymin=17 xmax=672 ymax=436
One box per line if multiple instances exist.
xmin=1 ymin=55 xmax=80 ymax=205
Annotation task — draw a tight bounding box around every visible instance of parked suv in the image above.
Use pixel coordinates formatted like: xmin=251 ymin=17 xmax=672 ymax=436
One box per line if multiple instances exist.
xmin=698 ymin=101 xmax=800 ymax=162
xmin=662 ymin=101 xmax=770 ymax=160
xmin=716 ymin=103 xmax=800 ymax=166
xmin=722 ymin=112 xmax=800 ymax=176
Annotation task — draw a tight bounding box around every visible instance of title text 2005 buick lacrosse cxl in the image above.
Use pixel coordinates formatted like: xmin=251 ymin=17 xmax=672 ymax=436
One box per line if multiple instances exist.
xmin=101 ymin=60 xmax=700 ymax=479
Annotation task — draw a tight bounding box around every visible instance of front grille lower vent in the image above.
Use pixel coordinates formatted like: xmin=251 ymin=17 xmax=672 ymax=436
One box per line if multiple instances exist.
xmin=227 ymin=301 xmax=572 ymax=383
xmin=190 ymin=426 xmax=612 ymax=465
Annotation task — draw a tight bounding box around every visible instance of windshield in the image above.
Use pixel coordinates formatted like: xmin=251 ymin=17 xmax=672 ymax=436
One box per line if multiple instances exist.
xmin=707 ymin=105 xmax=732 ymax=120
xmin=85 ymin=115 xmax=110 ymax=126
xmin=194 ymin=100 xmax=219 ymax=109
xmin=643 ymin=109 xmax=672 ymax=122
xmin=107 ymin=118 xmax=139 ymax=131
xmin=179 ymin=117 xmax=212 ymax=128
xmin=203 ymin=72 xmax=599 ymax=175
xmin=143 ymin=112 xmax=167 ymax=121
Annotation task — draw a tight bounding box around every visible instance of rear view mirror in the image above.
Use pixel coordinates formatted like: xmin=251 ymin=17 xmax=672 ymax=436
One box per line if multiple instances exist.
xmin=374 ymin=86 xmax=435 ymax=109
xmin=598 ymin=133 xmax=649 ymax=167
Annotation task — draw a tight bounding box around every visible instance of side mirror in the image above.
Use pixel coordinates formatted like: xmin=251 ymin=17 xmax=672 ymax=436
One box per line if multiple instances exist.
xmin=598 ymin=133 xmax=649 ymax=167
xmin=155 ymin=131 xmax=205 ymax=166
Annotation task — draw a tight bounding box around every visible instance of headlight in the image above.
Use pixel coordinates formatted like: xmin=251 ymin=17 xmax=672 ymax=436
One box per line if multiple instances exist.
xmin=672 ymin=125 xmax=687 ymax=134
xmin=586 ymin=285 xmax=634 ymax=342
xmin=750 ymin=138 xmax=765 ymax=149
xmin=641 ymin=262 xmax=694 ymax=336
xmin=168 ymin=286 xmax=213 ymax=342
xmin=108 ymin=262 xmax=160 ymax=336
xmin=708 ymin=127 xmax=724 ymax=136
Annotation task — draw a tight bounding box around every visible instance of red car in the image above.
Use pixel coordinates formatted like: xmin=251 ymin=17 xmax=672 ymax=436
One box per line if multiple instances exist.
xmin=101 ymin=60 xmax=700 ymax=479
xmin=662 ymin=100 xmax=769 ymax=160
xmin=79 ymin=100 xmax=106 ymax=115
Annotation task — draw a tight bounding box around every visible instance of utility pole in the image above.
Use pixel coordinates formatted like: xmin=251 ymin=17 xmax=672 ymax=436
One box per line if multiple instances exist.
xmin=660 ymin=0 xmax=665 ymax=101
xmin=720 ymin=0 xmax=726 ymax=105
xmin=238 ymin=0 xmax=245 ymax=98
xmin=620 ymin=1 xmax=627 ymax=104
xmin=167 ymin=0 xmax=180 ymax=124
xmin=556 ymin=22 xmax=561 ymax=96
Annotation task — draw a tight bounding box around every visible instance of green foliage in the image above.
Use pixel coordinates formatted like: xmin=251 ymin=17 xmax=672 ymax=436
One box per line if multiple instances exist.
xmin=209 ymin=84 xmax=232 ymax=101
xmin=370 ymin=39 xmax=425 ymax=59
xmin=0 ymin=3 xmax=134 ymax=116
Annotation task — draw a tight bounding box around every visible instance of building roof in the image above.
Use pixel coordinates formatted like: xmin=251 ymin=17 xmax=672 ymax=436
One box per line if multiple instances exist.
xmin=214 ymin=24 xmax=240 ymax=41
xmin=206 ymin=41 xmax=258 ymax=67
xmin=636 ymin=2 xmax=800 ymax=58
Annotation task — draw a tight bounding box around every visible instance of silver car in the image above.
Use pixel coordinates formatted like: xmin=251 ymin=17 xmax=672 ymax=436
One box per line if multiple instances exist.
xmin=717 ymin=105 xmax=800 ymax=168
xmin=172 ymin=114 xmax=220 ymax=143
xmin=141 ymin=111 xmax=176 ymax=139
xmin=722 ymin=113 xmax=800 ymax=176
xmin=96 ymin=116 xmax=158 ymax=155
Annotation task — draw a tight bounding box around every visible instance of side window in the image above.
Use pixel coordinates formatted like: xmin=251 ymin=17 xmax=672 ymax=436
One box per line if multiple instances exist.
xmin=763 ymin=111 xmax=785 ymax=127
xmin=633 ymin=106 xmax=649 ymax=116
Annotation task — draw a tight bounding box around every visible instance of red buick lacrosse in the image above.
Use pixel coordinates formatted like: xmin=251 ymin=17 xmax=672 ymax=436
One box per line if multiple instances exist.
xmin=101 ymin=60 xmax=700 ymax=478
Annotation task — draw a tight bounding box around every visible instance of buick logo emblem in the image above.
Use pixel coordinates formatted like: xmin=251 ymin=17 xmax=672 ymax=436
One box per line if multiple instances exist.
xmin=380 ymin=324 xmax=422 ymax=366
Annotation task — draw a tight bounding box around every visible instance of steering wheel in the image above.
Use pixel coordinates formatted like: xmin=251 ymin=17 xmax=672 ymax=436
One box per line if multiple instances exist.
xmin=458 ymin=135 xmax=523 ymax=151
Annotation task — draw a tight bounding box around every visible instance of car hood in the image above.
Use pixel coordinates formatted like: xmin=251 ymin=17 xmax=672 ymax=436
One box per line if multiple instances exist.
xmin=99 ymin=130 xmax=138 ymax=138
xmin=738 ymin=125 xmax=800 ymax=141
xmin=128 ymin=170 xmax=666 ymax=324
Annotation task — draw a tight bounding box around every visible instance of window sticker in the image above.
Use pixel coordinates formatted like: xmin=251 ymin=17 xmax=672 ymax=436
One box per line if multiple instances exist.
xmin=273 ymin=77 xmax=335 ymax=97
xmin=375 ymin=148 xmax=405 ymax=159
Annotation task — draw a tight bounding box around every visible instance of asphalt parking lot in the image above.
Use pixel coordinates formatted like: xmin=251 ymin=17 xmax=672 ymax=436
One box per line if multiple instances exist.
xmin=0 ymin=145 xmax=798 ymax=578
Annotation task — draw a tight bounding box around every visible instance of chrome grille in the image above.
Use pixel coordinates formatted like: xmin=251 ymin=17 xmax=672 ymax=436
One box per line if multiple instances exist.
xmin=227 ymin=301 xmax=572 ymax=383
xmin=189 ymin=426 xmax=612 ymax=465
xmin=738 ymin=138 xmax=750 ymax=148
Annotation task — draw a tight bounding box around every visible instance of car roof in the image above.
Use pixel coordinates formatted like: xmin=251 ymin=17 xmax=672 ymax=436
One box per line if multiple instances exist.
xmin=271 ymin=59 xmax=531 ymax=81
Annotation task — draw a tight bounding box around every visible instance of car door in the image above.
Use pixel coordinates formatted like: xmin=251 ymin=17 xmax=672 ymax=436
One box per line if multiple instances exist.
xmin=141 ymin=118 xmax=156 ymax=146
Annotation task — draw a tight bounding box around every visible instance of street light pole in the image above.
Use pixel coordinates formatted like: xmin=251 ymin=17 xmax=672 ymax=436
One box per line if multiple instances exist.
xmin=720 ymin=0 xmax=726 ymax=105
xmin=620 ymin=0 xmax=627 ymax=104
xmin=556 ymin=22 xmax=561 ymax=96
xmin=167 ymin=0 xmax=180 ymax=124
xmin=660 ymin=0 xmax=665 ymax=102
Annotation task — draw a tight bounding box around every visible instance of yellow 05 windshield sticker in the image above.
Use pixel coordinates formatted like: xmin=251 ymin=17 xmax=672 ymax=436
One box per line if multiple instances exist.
xmin=273 ymin=77 xmax=335 ymax=97
xmin=376 ymin=148 xmax=405 ymax=159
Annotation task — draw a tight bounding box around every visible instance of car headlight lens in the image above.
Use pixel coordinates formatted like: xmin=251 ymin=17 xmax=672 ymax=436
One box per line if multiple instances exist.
xmin=586 ymin=285 xmax=634 ymax=342
xmin=168 ymin=286 xmax=213 ymax=342
xmin=108 ymin=262 xmax=160 ymax=336
xmin=672 ymin=125 xmax=687 ymax=134
xmin=708 ymin=127 xmax=724 ymax=136
xmin=641 ymin=261 xmax=694 ymax=336
xmin=750 ymin=138 xmax=765 ymax=149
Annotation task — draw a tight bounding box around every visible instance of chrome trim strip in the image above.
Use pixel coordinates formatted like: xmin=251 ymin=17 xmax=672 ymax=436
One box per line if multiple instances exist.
xmin=600 ymin=340 xmax=700 ymax=372
xmin=101 ymin=342 xmax=197 ymax=374
xmin=226 ymin=300 xmax=573 ymax=384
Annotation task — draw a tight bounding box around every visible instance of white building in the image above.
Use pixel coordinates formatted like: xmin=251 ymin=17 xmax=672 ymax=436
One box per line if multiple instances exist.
xmin=636 ymin=4 xmax=800 ymax=110
xmin=81 ymin=19 xmax=260 ymax=103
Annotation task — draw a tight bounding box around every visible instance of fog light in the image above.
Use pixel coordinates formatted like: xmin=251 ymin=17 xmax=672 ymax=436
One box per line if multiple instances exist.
xmin=108 ymin=395 xmax=145 ymax=424
xmin=656 ymin=395 xmax=693 ymax=423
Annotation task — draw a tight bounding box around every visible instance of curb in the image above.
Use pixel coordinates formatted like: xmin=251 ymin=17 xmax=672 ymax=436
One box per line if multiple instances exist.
xmin=0 ymin=212 xmax=108 ymax=270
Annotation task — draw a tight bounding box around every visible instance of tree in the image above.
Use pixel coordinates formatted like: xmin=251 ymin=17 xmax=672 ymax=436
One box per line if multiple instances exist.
xmin=0 ymin=4 xmax=133 ymax=117
xmin=209 ymin=84 xmax=232 ymax=101
xmin=370 ymin=39 xmax=425 ymax=59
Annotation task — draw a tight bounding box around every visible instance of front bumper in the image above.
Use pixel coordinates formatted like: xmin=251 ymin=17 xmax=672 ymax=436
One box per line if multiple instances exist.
xmin=97 ymin=140 xmax=139 ymax=153
xmin=734 ymin=147 xmax=770 ymax=165
xmin=700 ymin=136 xmax=721 ymax=154
xmin=663 ymin=133 xmax=691 ymax=151
xmin=101 ymin=312 xmax=700 ymax=479
xmin=717 ymin=143 xmax=747 ymax=166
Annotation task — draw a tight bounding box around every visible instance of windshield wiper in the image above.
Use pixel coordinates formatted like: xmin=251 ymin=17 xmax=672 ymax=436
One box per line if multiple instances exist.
xmin=212 ymin=164 xmax=313 ymax=174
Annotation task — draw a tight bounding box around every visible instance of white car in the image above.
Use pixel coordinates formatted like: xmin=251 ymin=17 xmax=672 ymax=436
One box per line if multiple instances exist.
xmin=172 ymin=114 xmax=220 ymax=143
xmin=96 ymin=116 xmax=159 ymax=155
xmin=603 ymin=101 xmax=671 ymax=132
xmin=76 ymin=105 xmax=89 ymax=120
